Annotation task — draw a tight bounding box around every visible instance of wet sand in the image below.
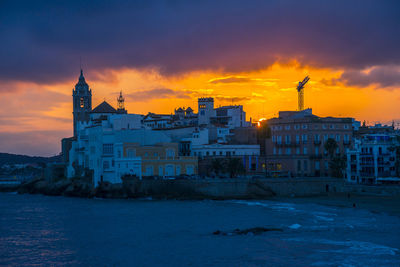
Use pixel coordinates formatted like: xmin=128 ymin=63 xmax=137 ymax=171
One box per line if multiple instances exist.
xmin=275 ymin=194 xmax=400 ymax=217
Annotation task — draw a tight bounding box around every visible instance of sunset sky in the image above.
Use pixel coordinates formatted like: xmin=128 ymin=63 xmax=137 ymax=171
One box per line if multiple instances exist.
xmin=1 ymin=0 xmax=400 ymax=156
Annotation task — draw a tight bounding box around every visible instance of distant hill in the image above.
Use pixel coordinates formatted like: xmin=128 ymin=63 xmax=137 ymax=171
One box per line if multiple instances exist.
xmin=0 ymin=153 xmax=62 ymax=166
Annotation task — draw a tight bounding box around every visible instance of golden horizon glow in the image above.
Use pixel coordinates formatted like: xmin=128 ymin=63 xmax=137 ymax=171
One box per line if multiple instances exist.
xmin=1 ymin=61 xmax=400 ymax=136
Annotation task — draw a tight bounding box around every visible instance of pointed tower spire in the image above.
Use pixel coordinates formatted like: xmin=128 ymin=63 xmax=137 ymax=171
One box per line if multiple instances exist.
xmin=78 ymin=69 xmax=86 ymax=83
xmin=117 ymin=90 xmax=127 ymax=114
xmin=73 ymin=69 xmax=92 ymax=136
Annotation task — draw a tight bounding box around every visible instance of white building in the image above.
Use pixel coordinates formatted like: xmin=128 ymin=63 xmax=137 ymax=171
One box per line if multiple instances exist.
xmin=67 ymin=104 xmax=173 ymax=185
xmin=346 ymin=134 xmax=398 ymax=184
xmin=198 ymin=97 xmax=215 ymax=125
xmin=191 ymin=143 xmax=260 ymax=157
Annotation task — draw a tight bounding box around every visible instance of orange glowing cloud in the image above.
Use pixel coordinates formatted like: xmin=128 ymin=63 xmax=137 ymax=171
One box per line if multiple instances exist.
xmin=1 ymin=61 xmax=400 ymax=155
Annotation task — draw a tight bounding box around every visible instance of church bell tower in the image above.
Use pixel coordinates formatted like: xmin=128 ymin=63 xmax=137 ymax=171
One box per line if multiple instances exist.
xmin=73 ymin=69 xmax=92 ymax=136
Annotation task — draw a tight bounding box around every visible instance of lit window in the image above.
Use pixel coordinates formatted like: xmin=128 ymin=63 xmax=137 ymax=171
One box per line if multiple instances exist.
xmin=80 ymin=97 xmax=84 ymax=108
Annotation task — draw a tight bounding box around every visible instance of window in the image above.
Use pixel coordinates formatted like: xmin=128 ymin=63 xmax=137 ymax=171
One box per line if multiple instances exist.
xmin=167 ymin=149 xmax=175 ymax=157
xmin=127 ymin=149 xmax=136 ymax=158
xmin=344 ymin=124 xmax=349 ymax=129
xmin=278 ymin=148 xmax=282 ymax=155
xmin=103 ymin=144 xmax=113 ymax=155
xmin=286 ymin=148 xmax=291 ymax=155
xmin=304 ymin=160 xmax=308 ymax=171
xmin=302 ymin=124 xmax=308 ymax=129
xmin=296 ymin=135 xmax=300 ymax=144
xmin=273 ymin=147 xmax=277 ymax=155
xmin=285 ymin=125 xmax=290 ymax=130
xmin=285 ymin=135 xmax=291 ymax=144
xmin=80 ymin=97 xmax=84 ymax=108
xmin=272 ymin=135 xmax=276 ymax=142
xmin=315 ymin=134 xmax=320 ymax=141
xmin=315 ymin=161 xmax=320 ymax=170
xmin=322 ymin=124 xmax=327 ymax=129
xmin=103 ymin=160 xmax=110 ymax=169
xmin=277 ymin=136 xmax=282 ymax=144
xmin=315 ymin=147 xmax=319 ymax=155
xmin=324 ymin=134 xmax=328 ymax=142
xmin=336 ymin=147 xmax=340 ymax=154
xmin=330 ymin=124 xmax=334 ymax=129
xmin=303 ymin=147 xmax=308 ymax=155
xmin=296 ymin=147 xmax=300 ymax=155
xmin=294 ymin=125 xmax=300 ymax=130
xmin=336 ymin=134 xmax=341 ymax=142
xmin=302 ymin=134 xmax=308 ymax=143
xmin=251 ymin=163 xmax=256 ymax=171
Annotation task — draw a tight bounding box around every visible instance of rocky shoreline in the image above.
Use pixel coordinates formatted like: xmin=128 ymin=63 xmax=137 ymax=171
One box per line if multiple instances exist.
xmin=3 ymin=177 xmax=276 ymax=200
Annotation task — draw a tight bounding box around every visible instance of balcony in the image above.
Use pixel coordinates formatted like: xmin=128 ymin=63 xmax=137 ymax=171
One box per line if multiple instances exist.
xmin=275 ymin=142 xmax=299 ymax=147
xmin=343 ymin=140 xmax=351 ymax=146
xmin=314 ymin=140 xmax=321 ymax=145
xmin=309 ymin=154 xmax=323 ymax=160
xmin=360 ymin=162 xmax=374 ymax=166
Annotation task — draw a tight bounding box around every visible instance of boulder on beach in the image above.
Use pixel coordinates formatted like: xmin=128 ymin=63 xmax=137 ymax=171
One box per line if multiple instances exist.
xmin=213 ymin=227 xmax=282 ymax=236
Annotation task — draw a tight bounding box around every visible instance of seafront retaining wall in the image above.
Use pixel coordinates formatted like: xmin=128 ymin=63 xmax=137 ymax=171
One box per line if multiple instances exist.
xmin=6 ymin=176 xmax=400 ymax=199
xmin=343 ymin=184 xmax=400 ymax=196
xmin=134 ymin=177 xmax=345 ymax=198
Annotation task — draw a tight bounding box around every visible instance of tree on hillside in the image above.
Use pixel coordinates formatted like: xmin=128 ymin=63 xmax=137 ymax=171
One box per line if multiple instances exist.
xmin=324 ymin=138 xmax=338 ymax=158
xmin=329 ymin=155 xmax=347 ymax=178
xmin=211 ymin=158 xmax=225 ymax=177
xmin=227 ymin=158 xmax=245 ymax=178
xmin=324 ymin=138 xmax=346 ymax=178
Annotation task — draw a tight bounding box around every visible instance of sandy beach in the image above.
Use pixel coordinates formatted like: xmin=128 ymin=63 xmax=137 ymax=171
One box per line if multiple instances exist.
xmin=275 ymin=194 xmax=400 ymax=217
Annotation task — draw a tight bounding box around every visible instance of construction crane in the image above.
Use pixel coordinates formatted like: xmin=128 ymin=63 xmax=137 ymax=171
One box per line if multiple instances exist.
xmin=296 ymin=76 xmax=310 ymax=111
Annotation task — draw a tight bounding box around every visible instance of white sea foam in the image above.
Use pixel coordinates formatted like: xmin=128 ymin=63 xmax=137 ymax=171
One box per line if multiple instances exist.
xmin=287 ymin=238 xmax=399 ymax=256
xmin=314 ymin=215 xmax=334 ymax=222
xmin=230 ymin=200 xmax=270 ymax=208
xmin=230 ymin=200 xmax=299 ymax=212
xmin=289 ymin=223 xmax=301 ymax=229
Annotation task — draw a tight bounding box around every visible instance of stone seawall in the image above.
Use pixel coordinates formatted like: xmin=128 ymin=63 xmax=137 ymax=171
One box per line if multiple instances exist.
xmin=343 ymin=184 xmax=400 ymax=196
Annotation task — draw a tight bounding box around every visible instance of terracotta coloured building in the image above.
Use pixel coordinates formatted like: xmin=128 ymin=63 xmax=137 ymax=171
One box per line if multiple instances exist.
xmin=265 ymin=109 xmax=354 ymax=177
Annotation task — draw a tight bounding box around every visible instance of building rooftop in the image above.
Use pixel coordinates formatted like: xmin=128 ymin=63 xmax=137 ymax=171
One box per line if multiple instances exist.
xmin=91 ymin=101 xmax=117 ymax=114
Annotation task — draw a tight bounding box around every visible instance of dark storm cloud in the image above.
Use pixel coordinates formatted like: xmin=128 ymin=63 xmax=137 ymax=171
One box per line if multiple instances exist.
xmin=126 ymin=88 xmax=191 ymax=101
xmin=336 ymin=66 xmax=400 ymax=88
xmin=1 ymin=0 xmax=400 ymax=84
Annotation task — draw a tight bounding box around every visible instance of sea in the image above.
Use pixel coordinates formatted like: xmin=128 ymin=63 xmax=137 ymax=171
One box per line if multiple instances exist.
xmin=1 ymin=193 xmax=399 ymax=267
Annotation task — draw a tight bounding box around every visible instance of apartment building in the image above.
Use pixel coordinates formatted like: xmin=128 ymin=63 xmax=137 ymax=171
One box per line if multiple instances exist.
xmin=346 ymin=134 xmax=398 ymax=184
xmin=265 ymin=109 xmax=353 ymax=177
